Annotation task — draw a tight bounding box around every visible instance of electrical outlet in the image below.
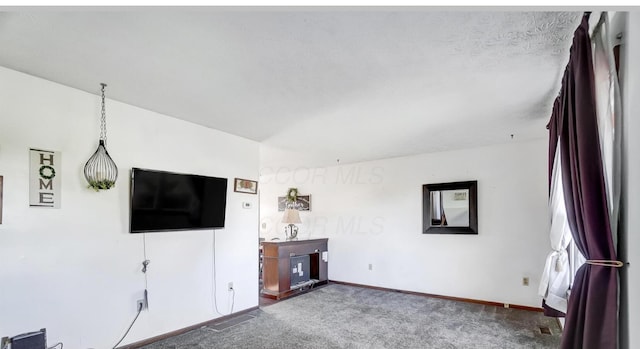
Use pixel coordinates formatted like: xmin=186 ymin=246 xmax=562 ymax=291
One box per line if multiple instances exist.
xmin=228 ymin=282 xmax=234 ymax=291
xmin=522 ymin=277 xmax=530 ymax=286
xmin=136 ymin=290 xmax=149 ymax=311
xmin=137 ymin=299 xmax=147 ymax=311
xmin=368 ymin=263 xmax=373 ymax=271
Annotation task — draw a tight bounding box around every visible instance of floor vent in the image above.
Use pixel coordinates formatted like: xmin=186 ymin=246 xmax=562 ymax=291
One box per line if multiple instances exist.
xmin=539 ymin=326 xmax=552 ymax=335
xmin=207 ymin=314 xmax=255 ymax=332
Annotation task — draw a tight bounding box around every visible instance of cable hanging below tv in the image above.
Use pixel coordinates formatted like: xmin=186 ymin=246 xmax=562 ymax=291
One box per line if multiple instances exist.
xmin=129 ymin=167 xmax=228 ymax=233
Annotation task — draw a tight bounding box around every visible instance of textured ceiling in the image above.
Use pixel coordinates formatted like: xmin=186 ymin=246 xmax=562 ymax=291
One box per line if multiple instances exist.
xmin=0 ymin=10 xmax=582 ymax=168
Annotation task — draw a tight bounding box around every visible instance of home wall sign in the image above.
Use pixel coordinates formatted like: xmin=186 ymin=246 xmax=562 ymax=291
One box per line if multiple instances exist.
xmin=29 ymin=148 xmax=61 ymax=208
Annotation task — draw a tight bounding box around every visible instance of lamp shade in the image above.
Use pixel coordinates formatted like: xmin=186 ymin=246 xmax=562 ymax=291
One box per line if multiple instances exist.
xmin=282 ymin=208 xmax=302 ymax=224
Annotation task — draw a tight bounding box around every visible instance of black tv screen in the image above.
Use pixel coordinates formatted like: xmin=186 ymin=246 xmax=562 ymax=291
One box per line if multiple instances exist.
xmin=130 ymin=168 xmax=227 ymax=233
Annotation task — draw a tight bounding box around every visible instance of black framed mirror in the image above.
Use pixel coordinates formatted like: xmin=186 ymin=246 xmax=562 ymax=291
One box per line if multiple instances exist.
xmin=422 ymin=180 xmax=478 ymax=235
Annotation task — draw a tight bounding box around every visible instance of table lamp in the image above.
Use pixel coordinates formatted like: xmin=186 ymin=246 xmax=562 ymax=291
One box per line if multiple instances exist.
xmin=282 ymin=208 xmax=301 ymax=240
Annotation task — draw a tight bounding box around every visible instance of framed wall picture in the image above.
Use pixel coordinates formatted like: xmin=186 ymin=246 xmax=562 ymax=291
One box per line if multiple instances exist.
xmin=0 ymin=175 xmax=3 ymax=224
xmin=277 ymin=195 xmax=311 ymax=211
xmin=234 ymin=178 xmax=258 ymax=194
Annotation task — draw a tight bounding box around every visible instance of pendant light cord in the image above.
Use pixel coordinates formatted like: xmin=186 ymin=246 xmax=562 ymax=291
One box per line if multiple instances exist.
xmin=100 ymin=83 xmax=108 ymax=145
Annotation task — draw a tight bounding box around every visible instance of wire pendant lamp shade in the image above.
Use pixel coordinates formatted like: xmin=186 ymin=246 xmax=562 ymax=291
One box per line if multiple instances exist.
xmin=84 ymin=83 xmax=118 ymax=191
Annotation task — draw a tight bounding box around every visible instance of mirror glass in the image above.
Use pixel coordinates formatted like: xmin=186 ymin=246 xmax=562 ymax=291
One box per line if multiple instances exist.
xmin=422 ymin=180 xmax=477 ymax=235
xmin=429 ymin=189 xmax=470 ymax=227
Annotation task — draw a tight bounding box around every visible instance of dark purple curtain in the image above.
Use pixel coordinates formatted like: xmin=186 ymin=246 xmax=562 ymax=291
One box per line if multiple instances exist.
xmin=548 ymin=13 xmax=619 ymax=349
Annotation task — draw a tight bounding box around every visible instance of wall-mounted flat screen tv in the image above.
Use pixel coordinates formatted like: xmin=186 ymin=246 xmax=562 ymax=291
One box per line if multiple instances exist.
xmin=130 ymin=168 xmax=227 ymax=233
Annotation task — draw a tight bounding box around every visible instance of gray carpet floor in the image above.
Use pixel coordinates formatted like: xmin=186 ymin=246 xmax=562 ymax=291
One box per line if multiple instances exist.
xmin=140 ymin=284 xmax=561 ymax=348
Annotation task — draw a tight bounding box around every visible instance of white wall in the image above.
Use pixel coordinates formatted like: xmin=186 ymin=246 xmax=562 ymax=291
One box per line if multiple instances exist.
xmin=622 ymin=11 xmax=640 ymax=349
xmin=259 ymin=139 xmax=548 ymax=307
xmin=0 ymin=67 xmax=259 ymax=348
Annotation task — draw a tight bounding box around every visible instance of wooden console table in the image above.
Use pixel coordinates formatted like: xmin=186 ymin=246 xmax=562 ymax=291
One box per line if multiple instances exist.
xmin=261 ymin=238 xmax=328 ymax=300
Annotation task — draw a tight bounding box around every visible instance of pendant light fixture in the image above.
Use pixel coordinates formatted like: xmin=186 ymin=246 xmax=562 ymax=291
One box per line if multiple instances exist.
xmin=84 ymin=83 xmax=118 ymax=191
